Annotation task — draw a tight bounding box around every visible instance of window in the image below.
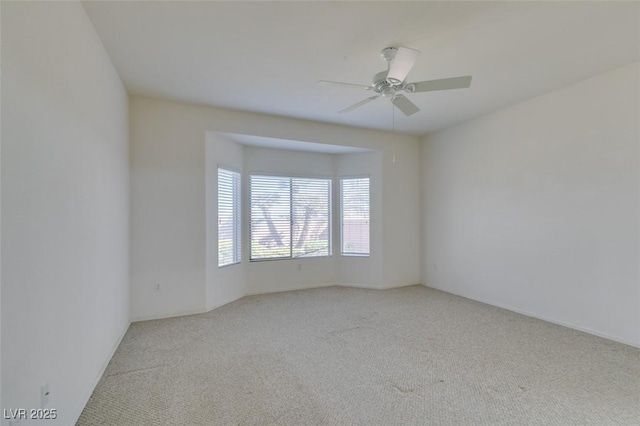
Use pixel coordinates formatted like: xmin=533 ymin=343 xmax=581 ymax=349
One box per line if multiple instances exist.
xmin=218 ymin=168 xmax=241 ymax=267
xmin=250 ymin=175 xmax=331 ymax=260
xmin=340 ymin=177 xmax=370 ymax=256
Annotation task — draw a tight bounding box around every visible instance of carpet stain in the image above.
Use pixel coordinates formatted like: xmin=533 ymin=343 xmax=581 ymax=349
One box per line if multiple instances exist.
xmin=326 ymin=326 xmax=361 ymax=335
xmin=391 ymin=383 xmax=415 ymax=394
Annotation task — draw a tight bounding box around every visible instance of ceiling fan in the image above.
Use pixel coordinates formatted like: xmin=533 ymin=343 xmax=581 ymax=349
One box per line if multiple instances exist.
xmin=318 ymin=47 xmax=472 ymax=116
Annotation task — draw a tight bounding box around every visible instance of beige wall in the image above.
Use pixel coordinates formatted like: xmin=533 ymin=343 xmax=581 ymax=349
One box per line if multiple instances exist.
xmin=421 ymin=62 xmax=640 ymax=347
xmin=130 ymin=96 xmax=422 ymax=321
xmin=2 ymin=2 xmax=130 ymax=424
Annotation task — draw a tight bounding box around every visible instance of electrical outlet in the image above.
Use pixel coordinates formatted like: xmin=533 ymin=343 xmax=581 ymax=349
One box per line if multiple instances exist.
xmin=155 ymin=283 xmax=160 ymax=292
xmin=41 ymin=383 xmax=50 ymax=408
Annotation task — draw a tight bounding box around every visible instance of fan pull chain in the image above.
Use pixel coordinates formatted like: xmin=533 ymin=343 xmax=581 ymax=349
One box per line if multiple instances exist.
xmin=392 ymin=102 xmax=396 ymax=163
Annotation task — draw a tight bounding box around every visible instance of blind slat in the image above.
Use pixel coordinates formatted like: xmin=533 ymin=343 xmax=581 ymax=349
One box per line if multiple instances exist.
xmin=218 ymin=168 xmax=241 ymax=266
xmin=341 ymin=177 xmax=370 ymax=255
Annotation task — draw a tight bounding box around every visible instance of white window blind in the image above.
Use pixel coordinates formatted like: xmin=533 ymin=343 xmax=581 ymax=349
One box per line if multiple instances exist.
xmin=340 ymin=177 xmax=370 ymax=256
xmin=218 ymin=168 xmax=241 ymax=267
xmin=292 ymin=178 xmax=331 ymax=258
xmin=250 ymin=175 xmax=331 ymax=260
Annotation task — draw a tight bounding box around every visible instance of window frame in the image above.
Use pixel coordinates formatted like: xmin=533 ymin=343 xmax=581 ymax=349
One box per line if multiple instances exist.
xmin=249 ymin=172 xmax=332 ymax=262
xmin=340 ymin=175 xmax=371 ymax=257
xmin=217 ymin=166 xmax=242 ymax=268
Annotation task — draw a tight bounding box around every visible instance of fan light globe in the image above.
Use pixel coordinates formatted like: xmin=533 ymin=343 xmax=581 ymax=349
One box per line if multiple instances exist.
xmin=381 ymin=87 xmax=396 ymax=98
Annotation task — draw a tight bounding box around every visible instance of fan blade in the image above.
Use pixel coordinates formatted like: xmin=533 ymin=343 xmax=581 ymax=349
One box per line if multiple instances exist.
xmin=392 ymin=95 xmax=420 ymax=116
xmin=317 ymin=80 xmax=370 ymax=90
xmin=387 ymin=47 xmax=420 ymax=83
xmin=339 ymin=96 xmax=379 ymax=114
xmin=410 ymin=76 xmax=472 ymax=93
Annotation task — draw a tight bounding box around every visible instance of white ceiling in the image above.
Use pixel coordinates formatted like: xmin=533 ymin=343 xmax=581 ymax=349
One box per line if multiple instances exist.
xmin=83 ymin=1 xmax=639 ymax=136
xmin=219 ymin=133 xmax=370 ymax=154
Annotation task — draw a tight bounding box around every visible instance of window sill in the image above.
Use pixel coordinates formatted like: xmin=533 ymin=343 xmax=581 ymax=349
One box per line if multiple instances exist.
xmin=250 ymin=255 xmax=333 ymax=262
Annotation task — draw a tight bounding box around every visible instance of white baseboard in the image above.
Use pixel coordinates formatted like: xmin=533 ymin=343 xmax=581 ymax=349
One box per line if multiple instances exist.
xmin=132 ymin=308 xmax=208 ymax=323
xmin=245 ymin=282 xmax=420 ymax=296
xmin=206 ymin=293 xmax=244 ymax=312
xmin=336 ymin=282 xmax=382 ymax=290
xmin=375 ymin=282 xmax=421 ymax=290
xmin=423 ymin=283 xmax=640 ymax=349
xmin=70 ymin=320 xmax=130 ymax=425
xmin=133 ymin=282 xmax=419 ymax=320
xmin=337 ymin=282 xmax=421 ymax=290
xmin=245 ymin=282 xmax=334 ymax=296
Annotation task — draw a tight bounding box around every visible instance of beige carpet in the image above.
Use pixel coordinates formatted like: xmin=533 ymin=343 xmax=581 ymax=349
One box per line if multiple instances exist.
xmin=78 ymin=286 xmax=640 ymax=425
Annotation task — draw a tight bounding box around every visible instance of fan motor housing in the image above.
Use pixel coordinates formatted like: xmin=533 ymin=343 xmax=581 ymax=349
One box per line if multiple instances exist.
xmin=372 ymin=71 xmax=390 ymax=90
xmin=372 ymin=70 xmax=406 ymax=94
